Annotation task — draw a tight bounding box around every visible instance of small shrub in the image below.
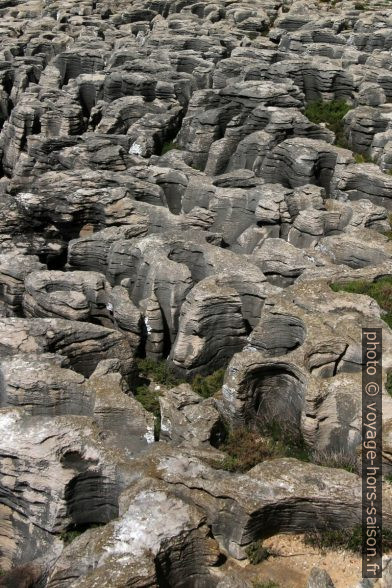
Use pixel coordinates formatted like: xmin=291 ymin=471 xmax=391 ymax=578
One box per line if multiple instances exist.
xmin=134 ymin=384 xmax=161 ymax=440
xmin=60 ymin=523 xmax=104 ymax=545
xmin=252 ymin=582 xmax=280 ymax=588
xmin=160 ymin=141 xmax=180 ymax=155
xmin=387 ymin=373 xmax=392 ymax=397
xmin=246 ymin=540 xmax=273 ymax=564
xmin=262 ymin=421 xmax=311 ymax=462
xmin=384 ymin=214 xmax=392 ymax=241
xmin=136 ymin=358 xmax=183 ymax=388
xmin=304 ymin=525 xmax=392 ymax=554
xmin=354 ymin=152 xmax=373 ymax=164
xmin=312 ymin=449 xmax=358 ymax=473
xmin=385 ymin=473 xmax=392 ymax=484
xmin=60 ymin=529 xmax=83 ymax=545
xmin=304 ymin=526 xmax=362 ymax=553
xmin=354 ymin=2 xmax=366 ymax=9
xmin=304 ymin=99 xmax=352 ymax=147
xmin=216 ymin=428 xmax=274 ymax=472
xmin=134 ymin=384 xmax=160 ymax=416
xmin=191 ymin=369 xmax=225 ymax=398
xmin=213 ymin=422 xmax=310 ymax=473
xmin=330 ymin=277 xmax=392 ymax=329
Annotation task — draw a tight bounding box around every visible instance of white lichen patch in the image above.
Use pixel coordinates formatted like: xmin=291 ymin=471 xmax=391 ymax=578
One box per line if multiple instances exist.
xmin=143 ymin=426 xmax=155 ymax=444
xmin=104 ymin=491 xmax=192 ymax=558
xmin=144 ymin=316 xmax=152 ymax=334
xmin=129 ymin=142 xmax=143 ymax=155
xmin=0 ymin=410 xmax=20 ymax=447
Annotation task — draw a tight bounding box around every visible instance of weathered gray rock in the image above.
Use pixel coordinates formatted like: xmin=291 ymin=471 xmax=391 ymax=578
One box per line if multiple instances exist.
xmin=0 ymin=317 xmax=136 ymax=378
xmin=308 ymin=567 xmax=335 ymax=588
xmin=316 ymin=229 xmax=392 ymax=269
xmin=159 ymin=383 xmax=223 ymax=447
xmin=0 ymin=252 xmax=45 ymax=316
xmin=1 ymin=0 xmax=392 ymax=583
xmin=333 ymin=162 xmax=392 ymax=210
xmin=46 ymin=479 xmax=221 ymax=588
xmin=23 ymin=270 xmax=111 ymax=322
xmin=90 ymin=360 xmax=155 ymax=453
xmin=170 ymin=276 xmax=248 ymax=375
xmin=251 ymin=238 xmax=327 ymax=286
xmin=129 ymin=445 xmax=369 ymax=560
xmin=0 ymin=353 xmax=94 ymax=416
xmin=0 ymin=408 xmax=130 ymax=570
xmin=262 ymin=138 xmax=354 ymax=195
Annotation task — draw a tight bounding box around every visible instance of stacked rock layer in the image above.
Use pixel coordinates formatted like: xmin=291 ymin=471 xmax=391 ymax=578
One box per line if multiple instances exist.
xmin=0 ymin=0 xmax=392 ymax=586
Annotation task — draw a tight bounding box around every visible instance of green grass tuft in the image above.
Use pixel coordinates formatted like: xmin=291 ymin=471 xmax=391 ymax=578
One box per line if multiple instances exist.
xmin=354 ymin=152 xmax=373 ymax=164
xmin=252 ymin=582 xmax=280 ymax=588
xmin=191 ymin=369 xmax=225 ymax=398
xmin=304 ymin=99 xmax=352 ymax=147
xmin=134 ymin=359 xmax=228 ymax=438
xmin=160 ymin=141 xmax=180 ymax=156
xmin=134 ymin=358 xmax=184 ymax=440
xmin=212 ymin=422 xmax=310 ymax=473
xmin=246 ymin=540 xmax=273 ymax=564
xmin=136 ymin=358 xmax=183 ymax=387
xmin=311 ymin=449 xmax=358 ymax=473
xmin=60 ymin=523 xmax=103 ymax=545
xmin=330 ymin=277 xmax=392 ymax=329
xmin=304 ymin=525 xmax=392 ymax=554
xmin=387 ymin=373 xmax=392 ymax=397
xmin=384 ymin=214 xmax=392 ymax=241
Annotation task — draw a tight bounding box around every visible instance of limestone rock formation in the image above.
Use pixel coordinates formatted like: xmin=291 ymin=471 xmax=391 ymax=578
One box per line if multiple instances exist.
xmin=1 ymin=0 xmax=392 ymax=585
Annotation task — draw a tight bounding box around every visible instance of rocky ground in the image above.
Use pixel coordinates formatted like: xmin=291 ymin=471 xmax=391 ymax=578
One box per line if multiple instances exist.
xmin=0 ymin=0 xmax=392 ymax=586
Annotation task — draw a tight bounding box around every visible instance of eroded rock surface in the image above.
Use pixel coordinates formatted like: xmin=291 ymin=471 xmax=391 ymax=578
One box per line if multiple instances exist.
xmin=1 ymin=0 xmax=392 ymax=586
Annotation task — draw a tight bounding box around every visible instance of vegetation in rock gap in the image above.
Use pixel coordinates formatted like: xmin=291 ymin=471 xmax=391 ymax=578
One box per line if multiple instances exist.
xmin=387 ymin=372 xmax=392 ymax=397
xmin=252 ymin=581 xmax=280 ymax=588
xmin=60 ymin=523 xmax=104 ymax=545
xmin=384 ymin=214 xmax=392 ymax=240
xmin=160 ymin=141 xmax=180 ymax=155
xmin=353 ymin=152 xmax=373 ymax=164
xmin=304 ymin=526 xmax=363 ymax=553
xmin=330 ymin=277 xmax=392 ymax=329
xmin=136 ymin=358 xmax=182 ymax=388
xmin=215 ymin=422 xmax=361 ymax=473
xmin=134 ymin=358 xmax=181 ymax=439
xmin=304 ymin=99 xmax=352 ymax=147
xmin=214 ymin=423 xmax=310 ymax=473
xmin=136 ymin=358 xmax=225 ymax=397
xmin=216 ymin=428 xmax=275 ymax=472
xmin=263 ymin=421 xmax=311 ymax=461
xmin=246 ymin=540 xmax=275 ymax=564
xmin=304 ymin=525 xmax=392 ymax=553
xmin=134 ymin=359 xmax=226 ymax=438
xmin=191 ymin=368 xmax=225 ymax=398
xmin=385 ymin=473 xmax=392 ymax=484
xmin=134 ymin=383 xmax=161 ymax=416
xmin=311 ymin=449 xmax=358 ymax=473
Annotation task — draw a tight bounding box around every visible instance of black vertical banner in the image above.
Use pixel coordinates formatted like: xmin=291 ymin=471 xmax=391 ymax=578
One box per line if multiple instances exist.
xmin=362 ymin=328 xmax=383 ymax=579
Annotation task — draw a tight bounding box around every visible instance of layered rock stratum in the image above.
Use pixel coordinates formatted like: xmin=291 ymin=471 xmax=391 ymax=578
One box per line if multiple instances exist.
xmin=0 ymin=0 xmax=392 ymax=586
